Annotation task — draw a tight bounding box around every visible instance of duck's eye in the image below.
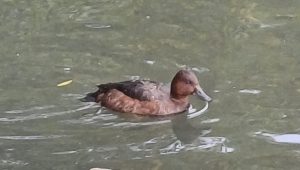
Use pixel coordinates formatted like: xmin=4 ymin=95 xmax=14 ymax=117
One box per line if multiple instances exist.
xmin=186 ymin=80 xmax=193 ymax=84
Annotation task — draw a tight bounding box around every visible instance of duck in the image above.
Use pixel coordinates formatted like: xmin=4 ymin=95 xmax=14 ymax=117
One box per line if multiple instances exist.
xmin=82 ymin=69 xmax=212 ymax=115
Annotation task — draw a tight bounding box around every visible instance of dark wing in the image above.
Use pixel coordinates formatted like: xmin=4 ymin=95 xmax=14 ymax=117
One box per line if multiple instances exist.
xmin=98 ymin=80 xmax=170 ymax=101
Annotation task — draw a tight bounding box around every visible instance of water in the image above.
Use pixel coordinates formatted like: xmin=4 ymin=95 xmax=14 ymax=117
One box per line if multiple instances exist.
xmin=1 ymin=0 xmax=300 ymax=169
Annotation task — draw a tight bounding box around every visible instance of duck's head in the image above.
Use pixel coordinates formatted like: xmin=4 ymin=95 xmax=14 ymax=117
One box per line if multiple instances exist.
xmin=170 ymin=69 xmax=212 ymax=102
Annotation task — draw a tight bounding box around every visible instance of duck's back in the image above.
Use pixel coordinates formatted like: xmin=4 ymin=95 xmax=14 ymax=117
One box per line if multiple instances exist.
xmin=112 ymin=80 xmax=170 ymax=101
xmin=86 ymin=80 xmax=170 ymax=102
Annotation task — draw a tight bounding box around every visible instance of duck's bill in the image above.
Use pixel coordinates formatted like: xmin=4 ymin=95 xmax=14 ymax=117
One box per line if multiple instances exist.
xmin=195 ymin=86 xmax=212 ymax=102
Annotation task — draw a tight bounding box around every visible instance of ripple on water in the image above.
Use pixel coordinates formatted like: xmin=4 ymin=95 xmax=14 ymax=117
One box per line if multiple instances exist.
xmin=159 ymin=136 xmax=234 ymax=154
xmin=4 ymin=105 xmax=56 ymax=114
xmin=1 ymin=100 xmax=229 ymax=161
xmin=49 ymin=134 xmax=232 ymax=161
xmin=53 ymin=102 xmax=232 ymax=160
xmin=0 ymin=103 xmax=97 ymax=122
xmin=97 ymin=136 xmax=231 ymax=160
xmin=0 ymin=135 xmax=67 ymax=140
xmin=0 ymin=159 xmax=29 ymax=166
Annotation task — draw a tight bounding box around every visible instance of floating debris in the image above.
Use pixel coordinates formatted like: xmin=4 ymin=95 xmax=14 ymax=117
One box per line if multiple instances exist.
xmin=221 ymin=145 xmax=235 ymax=153
xmin=272 ymin=134 xmax=300 ymax=144
xmin=52 ymin=151 xmax=77 ymax=155
xmin=175 ymin=63 xmax=187 ymax=68
xmin=63 ymin=67 xmax=71 ymax=72
xmin=239 ymin=89 xmax=261 ymax=94
xmin=57 ymin=80 xmax=73 ymax=87
xmin=191 ymin=67 xmax=210 ymax=73
xmin=85 ymin=23 xmax=111 ymax=29
xmin=275 ymin=14 xmax=296 ymax=20
xmin=201 ymin=118 xmax=220 ymax=124
xmin=254 ymin=131 xmax=300 ymax=144
xmin=124 ymin=75 xmax=140 ymax=80
xmin=144 ymin=60 xmax=155 ymax=65
xmin=260 ymin=23 xmax=285 ymax=29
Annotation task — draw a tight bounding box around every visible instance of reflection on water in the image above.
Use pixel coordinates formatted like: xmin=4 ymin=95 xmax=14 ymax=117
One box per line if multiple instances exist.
xmin=1 ymin=99 xmax=230 ymax=164
xmin=254 ymin=131 xmax=300 ymax=144
xmin=60 ymin=106 xmax=231 ymax=160
xmin=165 ymin=113 xmax=234 ymax=154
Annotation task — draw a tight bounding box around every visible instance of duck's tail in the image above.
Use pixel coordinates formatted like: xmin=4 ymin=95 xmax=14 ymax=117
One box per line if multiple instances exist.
xmin=81 ymin=82 xmax=127 ymax=102
xmin=80 ymin=91 xmax=99 ymax=102
xmin=80 ymin=83 xmax=115 ymax=102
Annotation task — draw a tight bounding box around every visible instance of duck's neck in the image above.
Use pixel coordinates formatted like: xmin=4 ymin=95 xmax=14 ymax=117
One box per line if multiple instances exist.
xmin=170 ymin=95 xmax=189 ymax=104
xmin=170 ymin=81 xmax=180 ymax=99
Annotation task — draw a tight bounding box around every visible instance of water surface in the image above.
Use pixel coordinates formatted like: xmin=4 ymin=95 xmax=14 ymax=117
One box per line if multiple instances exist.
xmin=1 ymin=0 xmax=300 ymax=169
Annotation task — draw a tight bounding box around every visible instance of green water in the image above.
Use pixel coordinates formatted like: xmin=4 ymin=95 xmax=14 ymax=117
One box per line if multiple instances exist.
xmin=1 ymin=0 xmax=300 ymax=169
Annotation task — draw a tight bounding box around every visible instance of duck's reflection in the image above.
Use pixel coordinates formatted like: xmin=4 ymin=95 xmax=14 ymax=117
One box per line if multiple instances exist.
xmin=171 ymin=113 xmax=211 ymax=143
xmin=160 ymin=113 xmax=234 ymax=154
xmin=78 ymin=105 xmax=234 ymax=154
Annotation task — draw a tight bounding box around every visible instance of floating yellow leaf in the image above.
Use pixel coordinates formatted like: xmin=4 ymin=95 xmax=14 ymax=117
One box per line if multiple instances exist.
xmin=57 ymin=80 xmax=73 ymax=87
